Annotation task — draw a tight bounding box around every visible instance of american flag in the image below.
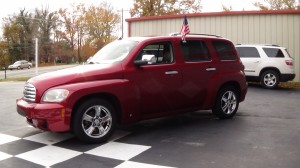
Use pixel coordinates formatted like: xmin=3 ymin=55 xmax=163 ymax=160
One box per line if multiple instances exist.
xmin=180 ymin=15 xmax=190 ymax=41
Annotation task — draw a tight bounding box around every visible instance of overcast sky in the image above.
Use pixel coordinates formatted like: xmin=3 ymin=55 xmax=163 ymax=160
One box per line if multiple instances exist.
xmin=0 ymin=0 xmax=263 ymax=37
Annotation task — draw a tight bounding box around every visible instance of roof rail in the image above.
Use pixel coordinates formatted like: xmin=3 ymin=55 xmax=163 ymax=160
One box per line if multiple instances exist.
xmin=169 ymin=32 xmax=222 ymax=38
xmin=264 ymin=44 xmax=280 ymax=47
xmin=235 ymin=44 xmax=280 ymax=47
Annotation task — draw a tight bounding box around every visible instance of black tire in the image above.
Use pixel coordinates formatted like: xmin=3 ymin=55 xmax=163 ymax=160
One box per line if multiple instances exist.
xmin=28 ymin=65 xmax=31 ymax=69
xmin=260 ymin=70 xmax=279 ymax=89
xmin=72 ymin=98 xmax=116 ymax=143
xmin=212 ymin=86 xmax=239 ymax=119
xmin=17 ymin=66 xmax=21 ymax=70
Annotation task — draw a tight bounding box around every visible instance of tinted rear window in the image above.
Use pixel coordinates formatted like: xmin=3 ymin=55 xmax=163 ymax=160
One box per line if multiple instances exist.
xmin=236 ymin=47 xmax=260 ymax=58
xmin=180 ymin=40 xmax=211 ymax=62
xmin=263 ymin=48 xmax=284 ymax=58
xmin=212 ymin=41 xmax=236 ymax=60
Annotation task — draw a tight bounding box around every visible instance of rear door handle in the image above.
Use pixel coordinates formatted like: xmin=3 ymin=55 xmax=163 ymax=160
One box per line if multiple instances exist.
xmin=165 ymin=71 xmax=178 ymax=75
xmin=206 ymin=67 xmax=216 ymax=72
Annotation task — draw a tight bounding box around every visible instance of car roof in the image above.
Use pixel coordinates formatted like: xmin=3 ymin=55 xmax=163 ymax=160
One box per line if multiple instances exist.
xmin=126 ymin=33 xmax=227 ymax=42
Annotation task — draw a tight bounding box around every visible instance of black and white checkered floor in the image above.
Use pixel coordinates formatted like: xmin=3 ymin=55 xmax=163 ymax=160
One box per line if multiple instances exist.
xmin=0 ymin=126 xmax=175 ymax=168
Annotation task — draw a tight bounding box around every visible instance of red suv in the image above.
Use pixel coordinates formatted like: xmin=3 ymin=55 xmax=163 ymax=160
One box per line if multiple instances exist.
xmin=17 ymin=34 xmax=247 ymax=143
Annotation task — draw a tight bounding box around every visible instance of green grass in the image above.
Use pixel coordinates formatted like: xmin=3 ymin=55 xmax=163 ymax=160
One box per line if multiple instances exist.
xmin=0 ymin=77 xmax=30 ymax=82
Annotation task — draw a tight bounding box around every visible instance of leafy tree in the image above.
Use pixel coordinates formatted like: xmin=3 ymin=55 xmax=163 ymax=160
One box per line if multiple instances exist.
xmin=2 ymin=21 xmax=22 ymax=63
xmin=16 ymin=9 xmax=35 ymax=61
xmin=0 ymin=40 xmax=9 ymax=70
xmin=84 ymin=2 xmax=120 ymax=49
xmin=2 ymin=9 xmax=38 ymax=63
xmin=130 ymin=0 xmax=202 ymax=17
xmin=254 ymin=0 xmax=299 ymax=10
xmin=35 ymin=7 xmax=58 ymax=63
xmin=222 ymin=4 xmax=233 ymax=12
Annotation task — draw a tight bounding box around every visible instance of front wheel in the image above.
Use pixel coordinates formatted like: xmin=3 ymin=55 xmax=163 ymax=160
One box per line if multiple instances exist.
xmin=212 ymin=86 xmax=239 ymax=119
xmin=72 ymin=98 xmax=116 ymax=143
xmin=28 ymin=65 xmax=31 ymax=69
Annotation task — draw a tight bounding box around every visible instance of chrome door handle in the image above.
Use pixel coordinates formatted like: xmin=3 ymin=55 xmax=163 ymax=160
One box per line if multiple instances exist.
xmin=165 ymin=71 xmax=178 ymax=75
xmin=206 ymin=67 xmax=216 ymax=72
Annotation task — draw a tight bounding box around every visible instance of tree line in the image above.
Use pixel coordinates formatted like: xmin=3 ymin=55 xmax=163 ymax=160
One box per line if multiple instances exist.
xmin=0 ymin=2 xmax=120 ymax=67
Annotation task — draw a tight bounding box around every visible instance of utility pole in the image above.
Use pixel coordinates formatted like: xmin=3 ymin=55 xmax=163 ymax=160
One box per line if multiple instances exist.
xmin=35 ymin=38 xmax=38 ymax=74
xmin=121 ymin=8 xmax=124 ymax=39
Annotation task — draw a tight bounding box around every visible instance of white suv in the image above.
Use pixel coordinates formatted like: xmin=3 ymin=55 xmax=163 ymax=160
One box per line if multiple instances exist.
xmin=236 ymin=44 xmax=295 ymax=89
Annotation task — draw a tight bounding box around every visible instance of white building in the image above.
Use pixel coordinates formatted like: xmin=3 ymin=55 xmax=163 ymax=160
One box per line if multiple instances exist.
xmin=126 ymin=10 xmax=300 ymax=82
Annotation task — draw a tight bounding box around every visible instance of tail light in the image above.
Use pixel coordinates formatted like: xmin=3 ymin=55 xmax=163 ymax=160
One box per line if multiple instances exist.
xmin=285 ymin=60 xmax=293 ymax=66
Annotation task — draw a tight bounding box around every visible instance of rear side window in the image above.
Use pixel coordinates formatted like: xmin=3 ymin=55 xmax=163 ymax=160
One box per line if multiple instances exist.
xmin=212 ymin=40 xmax=236 ymax=60
xmin=180 ymin=40 xmax=211 ymax=62
xmin=263 ymin=48 xmax=284 ymax=58
xmin=236 ymin=47 xmax=260 ymax=58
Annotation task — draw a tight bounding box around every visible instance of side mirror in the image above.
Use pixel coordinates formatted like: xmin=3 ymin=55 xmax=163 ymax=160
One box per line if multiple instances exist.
xmin=134 ymin=60 xmax=148 ymax=67
xmin=134 ymin=54 xmax=157 ymax=67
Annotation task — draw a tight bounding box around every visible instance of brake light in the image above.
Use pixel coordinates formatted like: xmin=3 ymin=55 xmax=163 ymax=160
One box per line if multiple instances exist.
xmin=285 ymin=60 xmax=293 ymax=66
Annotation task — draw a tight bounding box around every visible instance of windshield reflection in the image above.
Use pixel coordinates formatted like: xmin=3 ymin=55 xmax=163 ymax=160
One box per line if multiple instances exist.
xmin=88 ymin=40 xmax=138 ymax=64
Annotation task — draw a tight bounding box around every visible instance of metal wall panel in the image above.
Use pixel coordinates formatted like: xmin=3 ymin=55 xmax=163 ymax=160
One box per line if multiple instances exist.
xmin=128 ymin=12 xmax=300 ymax=81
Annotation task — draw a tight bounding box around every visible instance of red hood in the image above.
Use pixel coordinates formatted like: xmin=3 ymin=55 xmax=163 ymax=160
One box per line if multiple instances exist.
xmin=28 ymin=64 xmax=123 ymax=100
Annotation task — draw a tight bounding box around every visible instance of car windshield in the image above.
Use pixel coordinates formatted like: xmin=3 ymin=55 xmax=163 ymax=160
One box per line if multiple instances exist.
xmin=88 ymin=40 xmax=138 ymax=64
xmin=14 ymin=61 xmax=21 ymax=65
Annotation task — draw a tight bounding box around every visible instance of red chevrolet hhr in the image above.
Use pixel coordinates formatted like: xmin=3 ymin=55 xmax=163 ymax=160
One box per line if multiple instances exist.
xmin=17 ymin=33 xmax=247 ymax=143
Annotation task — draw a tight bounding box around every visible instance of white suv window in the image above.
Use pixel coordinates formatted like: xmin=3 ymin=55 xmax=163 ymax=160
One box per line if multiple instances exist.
xmin=236 ymin=47 xmax=260 ymax=58
xmin=263 ymin=48 xmax=284 ymax=58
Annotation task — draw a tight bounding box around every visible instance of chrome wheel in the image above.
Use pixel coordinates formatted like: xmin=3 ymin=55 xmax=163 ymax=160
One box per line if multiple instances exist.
xmin=261 ymin=70 xmax=279 ymax=89
xmin=221 ymin=91 xmax=237 ymax=115
xmin=81 ymin=105 xmax=112 ymax=138
xmin=263 ymin=73 xmax=277 ymax=87
xmin=212 ymin=86 xmax=239 ymax=119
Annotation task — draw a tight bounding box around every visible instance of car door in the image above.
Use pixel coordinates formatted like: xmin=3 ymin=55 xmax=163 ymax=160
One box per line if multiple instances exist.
xmin=236 ymin=47 xmax=262 ymax=76
xmin=125 ymin=41 xmax=183 ymax=114
xmin=177 ymin=40 xmax=215 ymax=108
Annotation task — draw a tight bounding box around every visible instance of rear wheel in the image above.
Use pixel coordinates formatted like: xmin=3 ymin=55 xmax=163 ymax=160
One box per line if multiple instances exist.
xmin=260 ymin=70 xmax=279 ymax=89
xmin=28 ymin=65 xmax=31 ymax=69
xmin=212 ymin=86 xmax=239 ymax=119
xmin=72 ymin=98 xmax=116 ymax=143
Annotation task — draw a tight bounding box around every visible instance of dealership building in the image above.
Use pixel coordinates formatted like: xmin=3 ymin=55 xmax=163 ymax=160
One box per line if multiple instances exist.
xmin=126 ymin=10 xmax=300 ymax=82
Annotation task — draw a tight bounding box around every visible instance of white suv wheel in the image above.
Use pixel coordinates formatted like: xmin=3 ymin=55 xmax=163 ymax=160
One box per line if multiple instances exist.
xmin=261 ymin=70 xmax=279 ymax=89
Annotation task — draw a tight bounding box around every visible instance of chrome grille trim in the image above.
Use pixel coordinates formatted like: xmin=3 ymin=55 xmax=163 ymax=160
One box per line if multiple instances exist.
xmin=23 ymin=82 xmax=36 ymax=102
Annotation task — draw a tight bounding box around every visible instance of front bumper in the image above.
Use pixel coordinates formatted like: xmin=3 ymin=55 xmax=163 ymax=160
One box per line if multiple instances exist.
xmin=16 ymin=98 xmax=70 ymax=132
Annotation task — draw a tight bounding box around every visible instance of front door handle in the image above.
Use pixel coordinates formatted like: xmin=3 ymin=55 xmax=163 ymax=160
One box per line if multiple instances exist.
xmin=206 ymin=67 xmax=216 ymax=72
xmin=165 ymin=71 xmax=178 ymax=75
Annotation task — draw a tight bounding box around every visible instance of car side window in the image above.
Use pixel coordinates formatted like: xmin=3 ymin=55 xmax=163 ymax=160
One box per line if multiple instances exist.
xmin=236 ymin=47 xmax=260 ymax=58
xmin=263 ymin=48 xmax=284 ymax=58
xmin=212 ymin=40 xmax=236 ymax=60
xmin=136 ymin=42 xmax=174 ymax=64
xmin=180 ymin=40 xmax=211 ymax=62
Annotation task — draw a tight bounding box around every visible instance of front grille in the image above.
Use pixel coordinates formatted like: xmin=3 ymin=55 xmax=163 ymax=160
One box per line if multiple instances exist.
xmin=23 ymin=82 xmax=36 ymax=102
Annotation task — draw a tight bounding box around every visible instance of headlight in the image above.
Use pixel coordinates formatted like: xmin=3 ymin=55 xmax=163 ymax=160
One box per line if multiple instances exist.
xmin=42 ymin=89 xmax=69 ymax=102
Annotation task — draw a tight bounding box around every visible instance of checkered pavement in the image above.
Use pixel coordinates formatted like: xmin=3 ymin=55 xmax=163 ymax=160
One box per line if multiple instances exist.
xmin=0 ymin=126 xmax=176 ymax=168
